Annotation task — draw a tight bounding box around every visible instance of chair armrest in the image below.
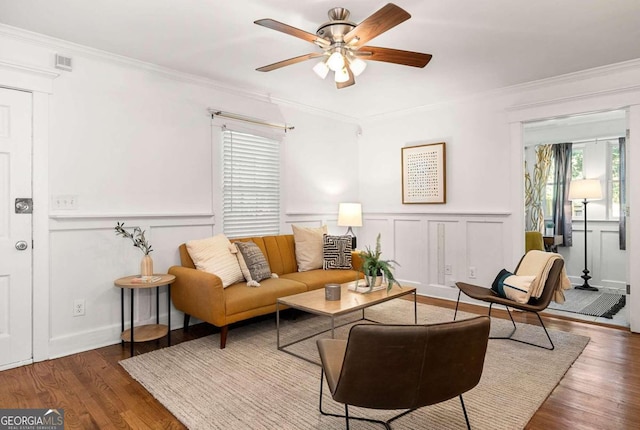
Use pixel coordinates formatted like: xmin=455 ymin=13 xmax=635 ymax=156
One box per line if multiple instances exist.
xmin=168 ymin=266 xmax=226 ymax=327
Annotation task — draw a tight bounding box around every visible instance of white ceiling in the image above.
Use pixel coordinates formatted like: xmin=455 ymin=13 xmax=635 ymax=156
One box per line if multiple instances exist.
xmin=1 ymin=0 xmax=640 ymax=119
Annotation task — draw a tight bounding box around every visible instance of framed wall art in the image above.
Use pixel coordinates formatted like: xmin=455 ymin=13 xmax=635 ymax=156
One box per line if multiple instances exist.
xmin=401 ymin=142 xmax=446 ymax=204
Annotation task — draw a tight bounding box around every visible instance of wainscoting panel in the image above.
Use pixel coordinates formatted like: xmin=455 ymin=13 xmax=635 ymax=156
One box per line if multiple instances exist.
xmin=393 ymin=219 xmax=423 ymax=286
xmin=318 ymin=212 xmax=514 ymax=300
xmin=359 ymin=218 xmax=393 ymax=252
xmin=466 ymin=220 xmax=505 ymax=285
xmin=558 ymin=220 xmax=626 ymax=293
xmin=48 ymin=216 xmax=214 ymax=358
xmin=598 ymin=229 xmax=627 ymax=290
xmin=426 ymin=220 xmax=460 ymax=289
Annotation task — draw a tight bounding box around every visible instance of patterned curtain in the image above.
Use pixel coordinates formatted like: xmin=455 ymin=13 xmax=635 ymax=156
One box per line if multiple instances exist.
xmin=524 ymin=144 xmax=553 ymax=232
xmin=552 ymin=143 xmax=573 ymax=246
xmin=619 ymin=136 xmax=626 ymax=250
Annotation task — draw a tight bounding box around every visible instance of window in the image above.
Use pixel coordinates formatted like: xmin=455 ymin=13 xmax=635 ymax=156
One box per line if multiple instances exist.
xmin=570 ymin=146 xmax=584 ymax=218
xmin=556 ymin=140 xmax=621 ymax=220
xmin=608 ymin=141 xmax=620 ymax=219
xmin=222 ymin=130 xmax=280 ymax=238
xmin=542 ymin=146 xmax=584 ymax=220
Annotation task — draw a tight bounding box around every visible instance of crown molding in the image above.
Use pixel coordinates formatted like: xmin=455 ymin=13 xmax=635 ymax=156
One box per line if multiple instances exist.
xmin=3 ymin=23 xmax=638 ymax=125
xmin=361 ymin=58 xmax=640 ymax=123
xmin=0 ymin=23 xmax=358 ymax=124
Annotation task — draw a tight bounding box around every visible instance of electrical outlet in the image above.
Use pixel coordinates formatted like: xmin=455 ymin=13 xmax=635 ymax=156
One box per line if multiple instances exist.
xmin=469 ymin=266 xmax=477 ymax=279
xmin=445 ymin=265 xmax=453 ymax=275
xmin=52 ymin=195 xmax=78 ymax=210
xmin=73 ymin=299 xmax=85 ymax=317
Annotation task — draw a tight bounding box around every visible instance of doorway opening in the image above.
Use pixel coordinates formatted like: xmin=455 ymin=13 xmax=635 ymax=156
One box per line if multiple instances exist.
xmin=523 ymin=109 xmax=628 ymax=328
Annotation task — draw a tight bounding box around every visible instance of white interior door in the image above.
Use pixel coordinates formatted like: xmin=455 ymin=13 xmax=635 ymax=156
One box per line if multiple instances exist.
xmin=0 ymin=87 xmax=33 ymax=369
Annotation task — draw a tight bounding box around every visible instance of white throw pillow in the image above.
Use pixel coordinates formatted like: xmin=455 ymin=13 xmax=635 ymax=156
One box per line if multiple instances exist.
xmin=502 ymin=274 xmax=537 ymax=304
xmin=186 ymin=234 xmax=244 ymax=288
xmin=292 ymin=224 xmax=327 ymax=272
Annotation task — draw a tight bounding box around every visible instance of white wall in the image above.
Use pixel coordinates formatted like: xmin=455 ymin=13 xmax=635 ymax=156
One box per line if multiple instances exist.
xmin=356 ymin=63 xmax=640 ymax=312
xmin=2 ymin=24 xmax=640 ymax=359
xmin=0 ymin=27 xmax=359 ymax=358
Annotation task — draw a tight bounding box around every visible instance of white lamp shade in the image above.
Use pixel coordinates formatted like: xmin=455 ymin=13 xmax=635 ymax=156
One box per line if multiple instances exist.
xmin=327 ymin=51 xmax=345 ymax=71
xmin=337 ymin=203 xmax=363 ymax=227
xmin=569 ymin=179 xmax=602 ymax=200
xmin=349 ymin=58 xmax=367 ymax=76
xmin=312 ymin=61 xmax=329 ymax=79
xmin=334 ymin=67 xmax=349 ymax=83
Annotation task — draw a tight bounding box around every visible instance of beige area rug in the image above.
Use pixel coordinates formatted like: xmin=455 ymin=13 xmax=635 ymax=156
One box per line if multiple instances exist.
xmin=120 ymin=301 xmax=589 ymax=429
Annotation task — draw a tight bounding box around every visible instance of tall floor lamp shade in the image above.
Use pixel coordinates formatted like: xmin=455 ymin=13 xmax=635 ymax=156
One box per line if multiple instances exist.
xmin=569 ymin=179 xmax=602 ymax=291
xmin=337 ymin=203 xmax=362 ymax=249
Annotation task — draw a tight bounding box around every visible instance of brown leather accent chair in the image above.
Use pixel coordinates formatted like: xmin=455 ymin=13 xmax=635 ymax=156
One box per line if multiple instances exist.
xmin=454 ymin=257 xmax=564 ymax=350
xmin=316 ymin=316 xmax=490 ymax=429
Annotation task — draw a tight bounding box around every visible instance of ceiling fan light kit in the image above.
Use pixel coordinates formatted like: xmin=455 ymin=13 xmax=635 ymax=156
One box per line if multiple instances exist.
xmin=255 ymin=3 xmax=432 ymax=89
xmin=312 ymin=60 xmax=330 ymax=79
xmin=348 ymin=57 xmax=367 ymax=76
xmin=334 ymin=67 xmax=350 ymax=83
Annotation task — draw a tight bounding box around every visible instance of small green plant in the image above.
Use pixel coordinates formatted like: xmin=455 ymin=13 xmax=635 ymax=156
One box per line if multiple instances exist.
xmin=114 ymin=222 xmax=153 ymax=255
xmin=358 ymin=233 xmax=400 ymax=292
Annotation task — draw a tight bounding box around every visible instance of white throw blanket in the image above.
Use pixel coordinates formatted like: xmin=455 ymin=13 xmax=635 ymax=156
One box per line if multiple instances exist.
xmin=515 ymin=250 xmax=572 ymax=304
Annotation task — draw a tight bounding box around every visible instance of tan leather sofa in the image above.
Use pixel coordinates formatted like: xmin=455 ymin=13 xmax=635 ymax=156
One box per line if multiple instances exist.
xmin=168 ymin=234 xmax=363 ymax=348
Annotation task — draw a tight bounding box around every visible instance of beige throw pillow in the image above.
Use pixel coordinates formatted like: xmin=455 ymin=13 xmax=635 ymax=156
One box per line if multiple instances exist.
xmin=186 ymin=234 xmax=244 ymax=288
xmin=292 ymin=224 xmax=327 ymax=272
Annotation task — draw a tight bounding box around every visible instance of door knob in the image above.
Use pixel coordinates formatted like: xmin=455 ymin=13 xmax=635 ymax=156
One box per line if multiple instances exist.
xmin=15 ymin=241 xmax=28 ymax=251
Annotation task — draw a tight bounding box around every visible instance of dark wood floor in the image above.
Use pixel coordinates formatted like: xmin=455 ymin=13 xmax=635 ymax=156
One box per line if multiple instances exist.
xmin=1 ymin=297 xmax=639 ymax=429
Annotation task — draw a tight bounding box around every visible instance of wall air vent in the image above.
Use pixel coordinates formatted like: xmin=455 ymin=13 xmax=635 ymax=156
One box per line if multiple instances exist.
xmin=55 ymin=54 xmax=73 ymax=71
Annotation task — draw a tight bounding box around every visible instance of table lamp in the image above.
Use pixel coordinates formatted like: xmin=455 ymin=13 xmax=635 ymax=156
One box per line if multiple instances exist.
xmin=337 ymin=203 xmax=362 ymax=249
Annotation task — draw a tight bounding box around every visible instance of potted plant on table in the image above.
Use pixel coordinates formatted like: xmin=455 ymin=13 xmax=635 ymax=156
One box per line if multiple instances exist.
xmin=358 ymin=233 xmax=400 ymax=292
xmin=115 ymin=222 xmax=154 ymax=276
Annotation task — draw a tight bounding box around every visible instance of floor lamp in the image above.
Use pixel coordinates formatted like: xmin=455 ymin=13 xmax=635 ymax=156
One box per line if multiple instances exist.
xmin=337 ymin=203 xmax=362 ymax=249
xmin=568 ymin=179 xmax=602 ymax=292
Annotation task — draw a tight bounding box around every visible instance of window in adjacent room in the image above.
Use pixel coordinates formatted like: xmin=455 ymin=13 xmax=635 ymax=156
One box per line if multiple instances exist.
xmin=570 ymin=146 xmax=584 ymax=218
xmin=543 ymin=145 xmax=584 ymax=220
xmin=222 ymin=129 xmax=280 ymax=237
xmin=607 ymin=140 xmax=620 ymax=220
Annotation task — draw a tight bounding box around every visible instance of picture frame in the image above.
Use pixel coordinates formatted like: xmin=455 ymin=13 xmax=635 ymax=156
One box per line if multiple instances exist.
xmin=401 ymin=142 xmax=446 ymax=204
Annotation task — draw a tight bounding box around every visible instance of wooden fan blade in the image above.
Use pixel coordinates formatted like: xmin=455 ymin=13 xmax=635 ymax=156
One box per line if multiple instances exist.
xmin=254 ymin=19 xmax=329 ymax=47
xmin=336 ymin=67 xmax=355 ymax=89
xmin=344 ymin=3 xmax=410 ymax=47
xmin=356 ymin=46 xmax=432 ymax=68
xmin=256 ymin=53 xmax=324 ymax=72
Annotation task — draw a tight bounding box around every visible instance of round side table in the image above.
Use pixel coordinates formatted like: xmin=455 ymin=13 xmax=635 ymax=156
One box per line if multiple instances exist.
xmin=114 ymin=274 xmax=176 ymax=356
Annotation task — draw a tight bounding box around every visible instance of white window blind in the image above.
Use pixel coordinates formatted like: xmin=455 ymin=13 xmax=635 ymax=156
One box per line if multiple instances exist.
xmin=222 ymin=130 xmax=280 ymax=238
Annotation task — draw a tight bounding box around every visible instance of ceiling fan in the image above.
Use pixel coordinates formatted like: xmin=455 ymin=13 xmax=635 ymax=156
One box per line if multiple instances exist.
xmin=254 ymin=3 xmax=432 ymax=89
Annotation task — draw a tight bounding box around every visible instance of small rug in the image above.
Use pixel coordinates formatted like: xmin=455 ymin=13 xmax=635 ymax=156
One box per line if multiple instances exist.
xmin=548 ymin=288 xmax=626 ymax=319
xmin=120 ymin=301 xmax=589 ymax=430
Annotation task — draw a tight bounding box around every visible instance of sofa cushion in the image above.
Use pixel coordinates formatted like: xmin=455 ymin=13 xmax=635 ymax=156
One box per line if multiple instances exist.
xmin=281 ymin=269 xmax=362 ymax=291
xmin=224 ymin=277 xmax=307 ymax=316
xmin=292 ymin=225 xmax=328 ymax=272
xmin=235 ymin=241 xmax=272 ymax=284
xmin=323 ymin=234 xmax=353 ymax=269
xmin=186 ymin=234 xmax=244 ymax=288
